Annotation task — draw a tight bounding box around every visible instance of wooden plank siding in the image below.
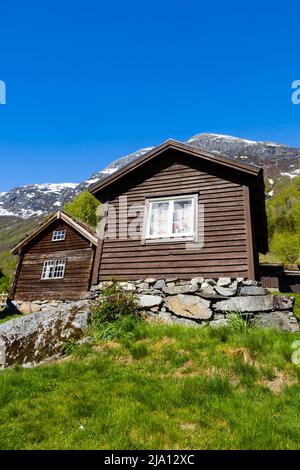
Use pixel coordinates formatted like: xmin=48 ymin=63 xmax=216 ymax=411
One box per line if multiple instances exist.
xmin=13 ymin=220 xmax=96 ymax=300
xmin=96 ymin=155 xmax=253 ymax=281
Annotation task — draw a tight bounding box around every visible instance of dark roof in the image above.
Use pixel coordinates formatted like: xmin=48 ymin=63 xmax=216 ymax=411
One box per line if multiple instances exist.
xmin=89 ymin=139 xmax=262 ymax=195
xmin=11 ymin=211 xmax=98 ymax=255
xmin=89 ymin=139 xmax=268 ymax=254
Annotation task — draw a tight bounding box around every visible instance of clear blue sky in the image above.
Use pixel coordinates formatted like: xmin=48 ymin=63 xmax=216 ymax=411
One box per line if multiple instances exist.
xmin=0 ymin=0 xmax=300 ymax=191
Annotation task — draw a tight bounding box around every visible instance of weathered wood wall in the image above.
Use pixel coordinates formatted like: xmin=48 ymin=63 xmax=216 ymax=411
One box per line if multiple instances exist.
xmin=96 ymin=151 xmax=256 ymax=280
xmin=13 ymin=221 xmax=95 ymax=300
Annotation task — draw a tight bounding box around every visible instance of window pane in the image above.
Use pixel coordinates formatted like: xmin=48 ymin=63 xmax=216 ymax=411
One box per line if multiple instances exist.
xmin=149 ymin=202 xmax=169 ymax=236
xmin=52 ymin=230 xmax=66 ymax=241
xmin=173 ymin=200 xmax=193 ymax=235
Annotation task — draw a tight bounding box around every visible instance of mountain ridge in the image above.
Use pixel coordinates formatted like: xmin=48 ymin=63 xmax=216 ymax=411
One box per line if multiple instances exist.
xmin=0 ymin=133 xmax=299 ymax=220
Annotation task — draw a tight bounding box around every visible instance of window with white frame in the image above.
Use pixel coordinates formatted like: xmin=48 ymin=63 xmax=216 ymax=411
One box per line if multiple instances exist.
xmin=52 ymin=230 xmax=66 ymax=241
xmin=146 ymin=195 xmax=196 ymax=240
xmin=41 ymin=259 xmax=66 ymax=280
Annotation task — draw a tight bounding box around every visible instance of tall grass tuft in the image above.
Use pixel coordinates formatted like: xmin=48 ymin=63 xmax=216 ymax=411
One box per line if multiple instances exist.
xmin=227 ymin=311 xmax=256 ymax=334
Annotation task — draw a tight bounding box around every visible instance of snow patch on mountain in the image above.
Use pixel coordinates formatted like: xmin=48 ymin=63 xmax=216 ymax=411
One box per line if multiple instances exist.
xmin=0 ymin=135 xmax=299 ymax=220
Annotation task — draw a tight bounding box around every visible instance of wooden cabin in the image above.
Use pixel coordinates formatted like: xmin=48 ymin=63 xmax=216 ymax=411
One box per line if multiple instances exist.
xmin=89 ymin=140 xmax=268 ymax=282
xmin=10 ymin=212 xmax=98 ymax=301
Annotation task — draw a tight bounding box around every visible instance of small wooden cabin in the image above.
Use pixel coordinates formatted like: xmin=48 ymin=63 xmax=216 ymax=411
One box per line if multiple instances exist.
xmin=10 ymin=212 xmax=98 ymax=301
xmin=89 ymin=140 xmax=268 ymax=283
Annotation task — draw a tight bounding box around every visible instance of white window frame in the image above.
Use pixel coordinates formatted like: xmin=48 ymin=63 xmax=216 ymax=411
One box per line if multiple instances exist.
xmin=41 ymin=259 xmax=66 ymax=280
xmin=144 ymin=194 xmax=198 ymax=242
xmin=52 ymin=230 xmax=66 ymax=241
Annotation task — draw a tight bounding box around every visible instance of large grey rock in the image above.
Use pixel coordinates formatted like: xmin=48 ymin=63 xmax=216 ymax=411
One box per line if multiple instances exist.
xmin=215 ymin=286 xmax=236 ymax=297
xmin=239 ymin=286 xmax=268 ymax=296
xmin=272 ymin=296 xmax=294 ymax=311
xmin=0 ymin=308 xmax=89 ymax=368
xmin=153 ymin=279 xmax=167 ymax=290
xmin=254 ymin=311 xmax=299 ymax=332
xmin=217 ymin=277 xmax=231 ymax=287
xmin=214 ymin=295 xmax=274 ymax=313
xmin=163 ymin=284 xmax=198 ymax=295
xmin=138 ymin=295 xmax=163 ymax=308
xmin=150 ymin=311 xmax=201 ymax=328
xmin=165 ymin=294 xmax=212 ymax=320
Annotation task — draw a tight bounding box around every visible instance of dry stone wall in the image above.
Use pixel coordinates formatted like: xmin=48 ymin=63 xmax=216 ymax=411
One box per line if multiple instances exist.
xmin=90 ymin=277 xmax=299 ymax=332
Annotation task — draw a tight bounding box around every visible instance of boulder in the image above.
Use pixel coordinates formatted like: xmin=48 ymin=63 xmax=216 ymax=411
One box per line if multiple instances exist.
xmin=18 ymin=302 xmax=41 ymax=315
xmin=273 ymin=295 xmax=294 ymax=311
xmin=163 ymin=284 xmax=198 ymax=295
xmin=138 ymin=295 xmax=163 ymax=309
xmin=215 ymin=286 xmax=237 ymax=297
xmin=165 ymin=294 xmax=212 ymax=320
xmin=254 ymin=311 xmax=299 ymax=332
xmin=239 ymin=286 xmax=268 ymax=296
xmin=0 ymin=308 xmax=89 ymax=368
xmin=217 ymin=277 xmax=231 ymax=287
xmin=214 ymin=295 xmax=274 ymax=313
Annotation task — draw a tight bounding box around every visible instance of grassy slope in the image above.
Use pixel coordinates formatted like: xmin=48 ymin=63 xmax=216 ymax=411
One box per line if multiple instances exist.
xmin=0 ymin=216 xmax=42 ymax=291
xmin=0 ymin=323 xmax=299 ymax=450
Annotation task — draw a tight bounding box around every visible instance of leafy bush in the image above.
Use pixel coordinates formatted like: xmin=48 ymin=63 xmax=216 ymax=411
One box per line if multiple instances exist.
xmin=91 ymin=282 xmax=141 ymax=340
xmin=270 ymin=231 xmax=300 ymax=264
xmin=0 ymin=273 xmax=11 ymax=294
xmin=64 ymin=191 xmax=100 ymax=229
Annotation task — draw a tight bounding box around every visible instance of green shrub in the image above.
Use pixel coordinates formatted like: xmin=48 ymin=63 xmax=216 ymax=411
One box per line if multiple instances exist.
xmin=270 ymin=231 xmax=300 ymax=264
xmin=64 ymin=191 xmax=100 ymax=229
xmin=91 ymin=282 xmax=141 ymax=340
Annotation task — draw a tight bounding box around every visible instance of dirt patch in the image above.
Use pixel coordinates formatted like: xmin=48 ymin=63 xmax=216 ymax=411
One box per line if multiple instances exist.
xmin=174 ymin=360 xmax=197 ymax=378
xmin=259 ymin=370 xmax=297 ymax=394
xmin=225 ymin=347 xmax=256 ymax=366
xmin=180 ymin=423 xmax=196 ymax=432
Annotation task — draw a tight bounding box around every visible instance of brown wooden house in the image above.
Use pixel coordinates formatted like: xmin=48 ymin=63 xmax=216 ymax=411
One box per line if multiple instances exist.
xmin=89 ymin=140 xmax=268 ymax=283
xmin=10 ymin=211 xmax=98 ymax=301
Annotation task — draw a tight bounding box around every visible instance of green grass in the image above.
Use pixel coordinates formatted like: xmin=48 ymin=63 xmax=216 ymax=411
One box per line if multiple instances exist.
xmin=0 ymin=323 xmax=300 ymax=450
xmin=0 ymin=309 xmax=22 ymax=324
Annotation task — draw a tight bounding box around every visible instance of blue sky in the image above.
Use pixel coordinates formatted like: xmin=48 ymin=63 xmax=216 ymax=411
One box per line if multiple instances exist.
xmin=0 ymin=0 xmax=300 ymax=191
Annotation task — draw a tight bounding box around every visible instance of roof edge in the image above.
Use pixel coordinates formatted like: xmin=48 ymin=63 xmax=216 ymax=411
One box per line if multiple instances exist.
xmin=11 ymin=211 xmax=98 ymax=255
xmin=89 ymin=139 xmax=262 ymax=196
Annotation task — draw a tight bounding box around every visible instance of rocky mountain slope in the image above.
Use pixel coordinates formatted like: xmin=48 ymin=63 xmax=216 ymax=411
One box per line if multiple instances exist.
xmin=0 ymin=133 xmax=299 ymax=220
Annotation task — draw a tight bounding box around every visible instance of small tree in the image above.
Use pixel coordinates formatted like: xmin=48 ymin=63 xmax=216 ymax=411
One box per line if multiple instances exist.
xmin=270 ymin=231 xmax=300 ymax=264
xmin=64 ymin=191 xmax=100 ymax=229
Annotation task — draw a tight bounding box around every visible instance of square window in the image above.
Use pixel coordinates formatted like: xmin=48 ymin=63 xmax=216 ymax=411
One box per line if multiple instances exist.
xmin=52 ymin=230 xmax=66 ymax=241
xmin=146 ymin=195 xmax=196 ymax=240
xmin=41 ymin=259 xmax=66 ymax=280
